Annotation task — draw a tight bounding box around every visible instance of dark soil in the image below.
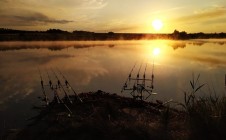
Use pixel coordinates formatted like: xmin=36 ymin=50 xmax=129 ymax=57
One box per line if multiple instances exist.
xmin=12 ymin=90 xmax=188 ymax=140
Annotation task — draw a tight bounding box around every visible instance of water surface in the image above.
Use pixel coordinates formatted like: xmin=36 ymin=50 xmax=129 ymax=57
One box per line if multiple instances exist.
xmin=0 ymin=39 xmax=226 ymax=130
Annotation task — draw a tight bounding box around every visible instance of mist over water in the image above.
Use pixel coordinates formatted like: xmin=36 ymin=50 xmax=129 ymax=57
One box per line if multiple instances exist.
xmin=0 ymin=39 xmax=226 ymax=130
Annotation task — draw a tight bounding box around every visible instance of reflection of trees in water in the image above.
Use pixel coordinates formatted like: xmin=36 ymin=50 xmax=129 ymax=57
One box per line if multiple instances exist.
xmin=0 ymin=46 xmax=41 ymax=51
xmin=47 ymin=46 xmax=65 ymax=51
xmin=108 ymin=44 xmax=115 ymax=48
xmin=170 ymin=40 xmax=226 ymax=50
xmin=73 ymin=45 xmax=95 ymax=49
xmin=0 ymin=45 xmax=65 ymax=51
xmin=0 ymin=40 xmax=225 ymax=52
xmin=170 ymin=42 xmax=186 ymax=50
xmin=0 ymin=44 xmax=114 ymax=51
xmin=216 ymin=42 xmax=225 ymax=45
xmin=191 ymin=41 xmax=226 ymax=46
xmin=73 ymin=44 xmax=115 ymax=49
xmin=189 ymin=42 xmax=205 ymax=46
xmin=190 ymin=41 xmax=226 ymax=46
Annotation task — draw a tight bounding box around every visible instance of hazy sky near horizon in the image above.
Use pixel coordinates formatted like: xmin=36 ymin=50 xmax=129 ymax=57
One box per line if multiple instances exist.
xmin=0 ymin=0 xmax=226 ymax=33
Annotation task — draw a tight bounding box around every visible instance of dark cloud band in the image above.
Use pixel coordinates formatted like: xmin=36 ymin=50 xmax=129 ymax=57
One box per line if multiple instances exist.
xmin=0 ymin=10 xmax=73 ymax=26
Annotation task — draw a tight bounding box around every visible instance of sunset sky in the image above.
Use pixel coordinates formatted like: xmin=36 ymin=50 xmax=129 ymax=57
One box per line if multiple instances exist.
xmin=0 ymin=0 xmax=226 ymax=33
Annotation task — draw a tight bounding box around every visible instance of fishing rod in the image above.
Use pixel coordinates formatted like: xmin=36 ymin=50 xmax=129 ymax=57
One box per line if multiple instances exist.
xmin=56 ymin=68 xmax=83 ymax=103
xmin=224 ymin=74 xmax=226 ymax=96
xmin=51 ymin=69 xmax=73 ymax=104
xmin=224 ymin=74 xmax=226 ymax=94
xmin=121 ymin=63 xmax=137 ymax=93
xmin=121 ymin=58 xmax=157 ymax=100
xmin=48 ymin=71 xmax=73 ymax=114
xmin=129 ymin=62 xmax=143 ymax=100
xmin=137 ymin=63 xmax=143 ymax=80
xmin=38 ymin=68 xmax=72 ymax=115
xmin=52 ymin=86 xmax=60 ymax=103
xmin=132 ymin=62 xmax=143 ymax=90
xmin=133 ymin=62 xmax=148 ymax=100
xmin=129 ymin=63 xmax=142 ymax=87
xmin=52 ymin=87 xmax=72 ymax=114
xmin=149 ymin=58 xmax=155 ymax=90
xmin=145 ymin=57 xmax=156 ymax=99
xmin=142 ymin=63 xmax=148 ymax=86
xmin=47 ymin=70 xmax=53 ymax=90
xmin=38 ymin=68 xmax=49 ymax=106
xmin=46 ymin=70 xmax=60 ymax=103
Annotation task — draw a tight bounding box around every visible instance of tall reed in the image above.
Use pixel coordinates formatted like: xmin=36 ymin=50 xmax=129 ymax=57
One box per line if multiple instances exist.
xmin=182 ymin=73 xmax=226 ymax=139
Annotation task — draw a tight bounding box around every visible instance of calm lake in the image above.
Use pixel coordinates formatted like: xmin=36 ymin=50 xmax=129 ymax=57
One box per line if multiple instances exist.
xmin=1 ymin=39 xmax=226 ymax=130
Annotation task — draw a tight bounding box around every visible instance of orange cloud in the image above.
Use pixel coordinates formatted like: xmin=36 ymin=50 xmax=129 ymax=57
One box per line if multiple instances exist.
xmin=175 ymin=7 xmax=226 ymax=24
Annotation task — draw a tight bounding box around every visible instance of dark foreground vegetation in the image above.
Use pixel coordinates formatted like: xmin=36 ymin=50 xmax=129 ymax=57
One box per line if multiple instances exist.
xmin=8 ymin=91 xmax=186 ymax=140
xmin=0 ymin=28 xmax=226 ymax=41
xmin=3 ymin=75 xmax=226 ymax=140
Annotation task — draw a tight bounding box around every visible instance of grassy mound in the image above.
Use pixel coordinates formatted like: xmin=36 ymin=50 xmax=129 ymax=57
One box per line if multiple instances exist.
xmin=15 ymin=90 xmax=187 ymax=140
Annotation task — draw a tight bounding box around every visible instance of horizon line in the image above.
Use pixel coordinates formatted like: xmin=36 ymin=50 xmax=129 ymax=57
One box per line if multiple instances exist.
xmin=1 ymin=28 xmax=226 ymax=34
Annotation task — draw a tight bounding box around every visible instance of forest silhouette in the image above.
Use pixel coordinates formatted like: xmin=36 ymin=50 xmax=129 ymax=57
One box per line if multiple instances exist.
xmin=0 ymin=28 xmax=226 ymax=41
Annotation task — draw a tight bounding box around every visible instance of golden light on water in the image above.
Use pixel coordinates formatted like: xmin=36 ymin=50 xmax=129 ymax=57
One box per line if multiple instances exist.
xmin=141 ymin=40 xmax=166 ymax=61
xmin=153 ymin=48 xmax=160 ymax=56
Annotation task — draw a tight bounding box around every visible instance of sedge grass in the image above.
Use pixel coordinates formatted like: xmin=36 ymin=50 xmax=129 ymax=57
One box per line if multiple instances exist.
xmin=181 ymin=73 xmax=226 ymax=139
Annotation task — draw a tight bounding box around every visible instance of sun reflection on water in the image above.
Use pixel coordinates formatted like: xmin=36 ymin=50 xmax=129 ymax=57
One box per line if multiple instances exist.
xmin=153 ymin=48 xmax=160 ymax=56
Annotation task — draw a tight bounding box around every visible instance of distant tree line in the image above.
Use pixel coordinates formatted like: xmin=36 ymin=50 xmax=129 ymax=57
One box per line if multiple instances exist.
xmin=0 ymin=28 xmax=226 ymax=41
xmin=171 ymin=30 xmax=226 ymax=40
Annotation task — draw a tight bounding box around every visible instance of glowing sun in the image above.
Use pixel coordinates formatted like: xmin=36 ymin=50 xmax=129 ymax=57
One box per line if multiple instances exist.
xmin=152 ymin=19 xmax=163 ymax=31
